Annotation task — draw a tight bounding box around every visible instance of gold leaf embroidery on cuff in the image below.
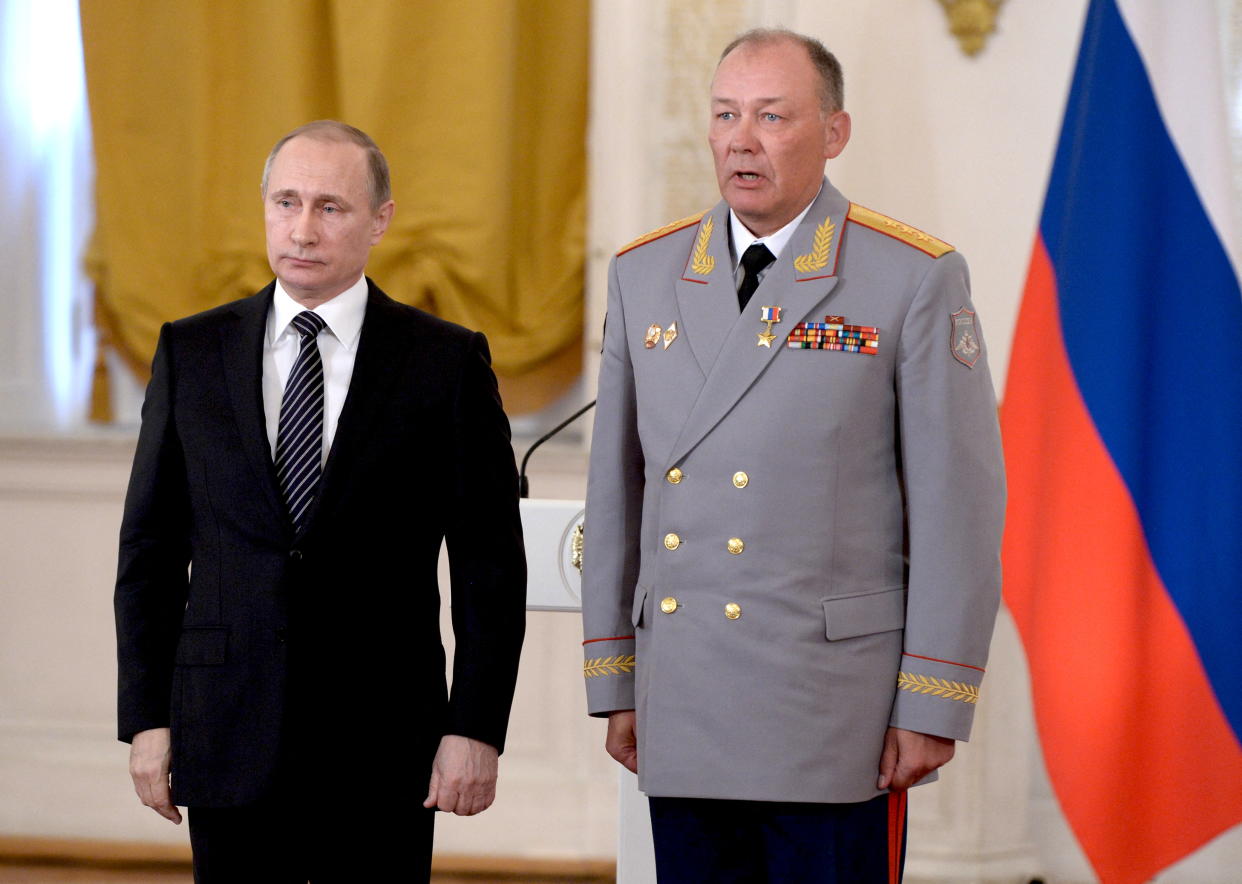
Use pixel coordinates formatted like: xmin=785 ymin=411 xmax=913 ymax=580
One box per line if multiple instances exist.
xmin=584 ymin=655 xmax=637 ymax=678
xmin=897 ymin=671 xmax=979 ymax=704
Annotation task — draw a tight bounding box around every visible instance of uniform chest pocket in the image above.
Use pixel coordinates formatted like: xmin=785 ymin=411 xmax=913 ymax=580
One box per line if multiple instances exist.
xmin=821 ymin=587 xmax=906 ymax=640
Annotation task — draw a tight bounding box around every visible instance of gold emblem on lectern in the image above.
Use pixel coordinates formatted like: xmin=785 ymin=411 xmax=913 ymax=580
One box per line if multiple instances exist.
xmin=571 ymin=522 xmax=584 ymax=573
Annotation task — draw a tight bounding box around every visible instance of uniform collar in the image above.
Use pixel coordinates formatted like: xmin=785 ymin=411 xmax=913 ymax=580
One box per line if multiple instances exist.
xmin=728 ymin=183 xmax=823 ymax=271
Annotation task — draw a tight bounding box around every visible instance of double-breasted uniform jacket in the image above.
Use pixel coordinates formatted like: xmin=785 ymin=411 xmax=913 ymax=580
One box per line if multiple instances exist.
xmin=581 ymin=180 xmax=1005 ymax=804
xmin=116 ymin=279 xmax=526 ymax=807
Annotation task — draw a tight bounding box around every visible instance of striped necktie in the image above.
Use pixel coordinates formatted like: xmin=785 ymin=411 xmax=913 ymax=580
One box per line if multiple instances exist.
xmin=275 ymin=310 xmax=327 ymax=531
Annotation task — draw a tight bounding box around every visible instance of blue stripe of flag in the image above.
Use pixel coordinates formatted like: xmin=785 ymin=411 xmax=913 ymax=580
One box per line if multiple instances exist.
xmin=1041 ymin=0 xmax=1242 ymax=737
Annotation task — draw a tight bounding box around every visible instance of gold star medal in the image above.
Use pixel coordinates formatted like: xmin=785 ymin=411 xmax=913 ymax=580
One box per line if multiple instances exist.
xmin=757 ymin=305 xmax=781 ymax=347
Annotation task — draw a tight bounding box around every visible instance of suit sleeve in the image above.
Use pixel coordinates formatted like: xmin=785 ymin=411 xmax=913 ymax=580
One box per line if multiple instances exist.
xmin=115 ymin=323 xmax=192 ymax=743
xmin=891 ymin=250 xmax=1006 ymax=741
xmin=443 ymin=331 xmax=527 ymax=753
xmin=580 ymin=255 xmax=645 ymax=716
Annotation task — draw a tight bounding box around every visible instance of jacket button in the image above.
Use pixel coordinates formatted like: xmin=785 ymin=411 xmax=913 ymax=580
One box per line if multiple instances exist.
xmin=660 ymin=597 xmax=679 ymax=614
xmin=664 ymin=533 xmax=681 ymax=550
xmin=275 ymin=627 xmax=287 ymax=644
xmin=732 ymin=471 xmax=749 ymax=488
xmin=289 ymin=549 xmax=303 ymax=561
xmin=727 ymin=537 xmax=745 ymax=555
xmin=666 ymin=467 xmax=683 ymax=484
xmin=724 ymin=602 xmax=741 ymax=620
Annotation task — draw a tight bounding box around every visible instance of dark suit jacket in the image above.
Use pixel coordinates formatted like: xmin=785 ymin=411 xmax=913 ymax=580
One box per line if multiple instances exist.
xmin=115 ymin=280 xmax=526 ymax=807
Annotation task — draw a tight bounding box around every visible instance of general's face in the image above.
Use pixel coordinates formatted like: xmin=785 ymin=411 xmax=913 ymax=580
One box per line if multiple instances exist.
xmin=709 ymin=40 xmax=850 ymax=237
xmin=264 ymin=136 xmax=394 ymax=306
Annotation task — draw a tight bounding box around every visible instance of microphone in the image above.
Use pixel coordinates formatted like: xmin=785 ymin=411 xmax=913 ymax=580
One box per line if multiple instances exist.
xmin=518 ymin=400 xmax=596 ymax=498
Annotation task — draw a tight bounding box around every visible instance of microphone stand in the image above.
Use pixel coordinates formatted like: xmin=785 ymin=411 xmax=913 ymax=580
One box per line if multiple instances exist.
xmin=518 ymin=400 xmax=596 ymax=498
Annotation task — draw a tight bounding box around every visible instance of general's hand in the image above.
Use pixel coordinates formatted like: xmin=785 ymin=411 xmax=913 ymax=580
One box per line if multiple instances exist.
xmin=423 ymin=735 xmax=499 ymax=815
xmin=605 ymin=710 xmax=638 ymax=774
xmin=877 ymin=726 xmax=955 ymax=791
xmin=129 ymin=727 xmax=181 ymax=824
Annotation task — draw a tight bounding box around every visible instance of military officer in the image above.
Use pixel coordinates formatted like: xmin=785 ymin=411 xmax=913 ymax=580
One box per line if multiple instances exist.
xmin=581 ymin=28 xmax=1005 ymax=882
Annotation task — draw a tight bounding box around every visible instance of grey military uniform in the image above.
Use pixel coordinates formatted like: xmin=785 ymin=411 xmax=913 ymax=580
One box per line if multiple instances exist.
xmin=582 ymin=179 xmax=1005 ymax=803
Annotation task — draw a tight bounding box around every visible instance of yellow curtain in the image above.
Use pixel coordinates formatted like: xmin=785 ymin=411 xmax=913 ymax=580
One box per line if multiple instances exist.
xmin=80 ymin=0 xmax=588 ymax=418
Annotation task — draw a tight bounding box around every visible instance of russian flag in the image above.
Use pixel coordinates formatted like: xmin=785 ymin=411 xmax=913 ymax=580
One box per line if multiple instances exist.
xmin=1001 ymin=1 xmax=1242 ymax=882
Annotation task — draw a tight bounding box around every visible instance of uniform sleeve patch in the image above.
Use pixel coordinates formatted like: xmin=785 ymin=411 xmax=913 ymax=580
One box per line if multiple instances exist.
xmin=950 ymin=306 xmax=982 ymax=367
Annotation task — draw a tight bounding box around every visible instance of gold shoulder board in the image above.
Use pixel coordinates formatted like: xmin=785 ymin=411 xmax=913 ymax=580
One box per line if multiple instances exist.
xmin=617 ymin=211 xmax=708 ymax=257
xmin=846 ymin=204 xmax=955 ymax=258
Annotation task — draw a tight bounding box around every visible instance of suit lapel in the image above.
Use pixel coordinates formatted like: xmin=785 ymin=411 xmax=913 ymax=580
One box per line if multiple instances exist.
xmin=219 ymin=284 xmax=289 ymax=531
xmin=675 ymin=201 xmax=736 ymax=379
xmin=300 ymin=282 xmax=410 ymax=534
xmin=667 ymin=181 xmax=849 ymax=466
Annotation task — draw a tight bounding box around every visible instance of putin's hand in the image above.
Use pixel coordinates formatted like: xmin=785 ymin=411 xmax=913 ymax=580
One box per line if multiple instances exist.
xmin=423 ymin=735 xmax=499 ymax=815
xmin=129 ymin=727 xmax=182 ymax=824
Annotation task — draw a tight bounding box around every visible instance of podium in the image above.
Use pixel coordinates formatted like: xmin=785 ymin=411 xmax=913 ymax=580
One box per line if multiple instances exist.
xmin=520 ymin=498 xmax=655 ymax=882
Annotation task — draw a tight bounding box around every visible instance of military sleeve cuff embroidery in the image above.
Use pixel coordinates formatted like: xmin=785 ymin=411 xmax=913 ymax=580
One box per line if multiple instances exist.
xmin=896 ymin=671 xmax=979 ymax=705
xmin=584 ymin=654 xmax=636 ymax=678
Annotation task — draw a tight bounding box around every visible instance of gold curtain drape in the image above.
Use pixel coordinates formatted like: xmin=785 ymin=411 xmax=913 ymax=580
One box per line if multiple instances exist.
xmin=80 ymin=0 xmax=588 ymax=418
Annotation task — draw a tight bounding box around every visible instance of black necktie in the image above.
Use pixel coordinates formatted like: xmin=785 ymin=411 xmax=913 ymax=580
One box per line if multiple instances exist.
xmin=737 ymin=242 xmax=776 ymax=311
xmin=275 ymin=310 xmax=327 ymax=531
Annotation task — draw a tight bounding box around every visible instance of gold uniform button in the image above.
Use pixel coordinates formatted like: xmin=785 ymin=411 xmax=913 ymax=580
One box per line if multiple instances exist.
xmin=727 ymin=537 xmax=745 ymax=555
xmin=732 ymin=471 xmax=749 ymax=488
xmin=664 ymin=532 xmax=682 ymax=550
xmin=666 ymin=467 xmax=683 ymax=485
xmin=660 ymin=597 xmax=679 ymax=614
xmin=724 ymin=602 xmax=741 ymax=620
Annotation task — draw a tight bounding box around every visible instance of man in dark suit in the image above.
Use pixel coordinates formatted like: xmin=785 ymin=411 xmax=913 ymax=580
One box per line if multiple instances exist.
xmin=116 ymin=120 xmax=526 ymax=882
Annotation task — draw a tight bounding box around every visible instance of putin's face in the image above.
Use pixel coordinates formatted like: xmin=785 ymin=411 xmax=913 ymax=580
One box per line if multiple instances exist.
xmin=709 ymin=39 xmax=850 ymax=237
xmin=263 ymin=136 xmax=393 ymax=306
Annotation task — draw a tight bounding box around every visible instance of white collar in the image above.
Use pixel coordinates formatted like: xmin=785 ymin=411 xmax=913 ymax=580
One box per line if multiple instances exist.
xmin=268 ymin=276 xmax=368 ymax=350
xmin=729 ymin=184 xmax=823 ymax=271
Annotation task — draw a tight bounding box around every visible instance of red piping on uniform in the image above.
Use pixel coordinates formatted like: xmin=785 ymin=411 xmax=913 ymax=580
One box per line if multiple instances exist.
xmin=903 ymin=651 xmax=985 ymax=673
xmin=582 ymin=635 xmax=635 ymax=645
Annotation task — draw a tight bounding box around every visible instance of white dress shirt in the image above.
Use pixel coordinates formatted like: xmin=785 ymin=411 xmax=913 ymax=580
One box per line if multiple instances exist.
xmin=728 ymin=186 xmax=822 ymax=300
xmin=262 ymin=276 xmax=368 ymax=466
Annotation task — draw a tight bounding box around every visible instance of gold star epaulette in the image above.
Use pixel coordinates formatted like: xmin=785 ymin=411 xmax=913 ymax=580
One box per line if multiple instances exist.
xmin=617 ymin=211 xmax=708 ymax=257
xmin=846 ymin=204 xmax=955 ymax=259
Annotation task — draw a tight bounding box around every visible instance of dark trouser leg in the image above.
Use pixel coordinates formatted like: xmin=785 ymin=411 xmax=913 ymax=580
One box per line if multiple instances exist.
xmin=188 ymin=797 xmax=435 ymax=884
xmin=648 ymin=793 xmax=906 ymax=884
xmin=649 ymin=796 xmax=766 ymax=883
xmin=761 ymin=792 xmax=906 ymax=883
xmin=188 ymin=801 xmax=307 ymax=884
xmin=307 ymin=803 xmax=435 ymax=884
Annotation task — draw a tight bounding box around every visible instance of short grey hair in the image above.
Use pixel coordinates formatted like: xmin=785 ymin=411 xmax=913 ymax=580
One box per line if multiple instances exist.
xmin=261 ymin=120 xmax=391 ymax=210
xmin=719 ymin=28 xmax=844 ymax=113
